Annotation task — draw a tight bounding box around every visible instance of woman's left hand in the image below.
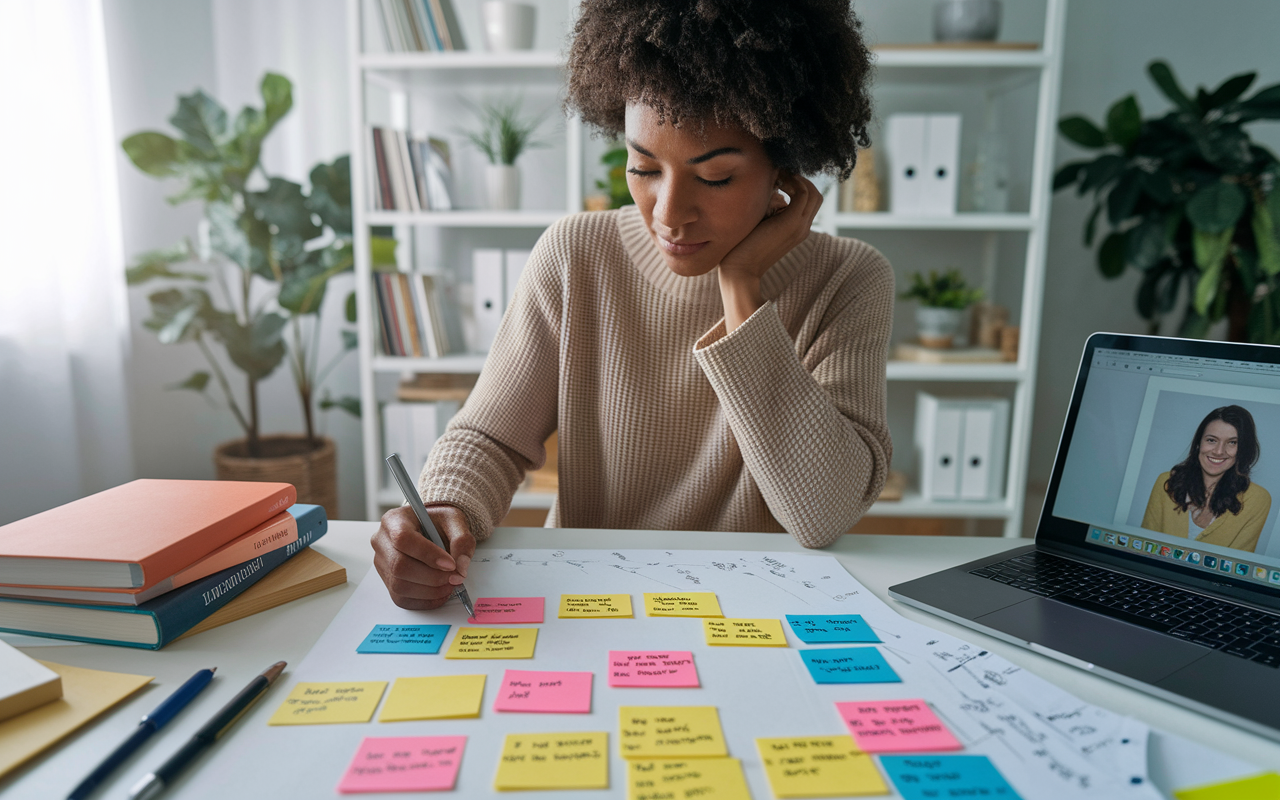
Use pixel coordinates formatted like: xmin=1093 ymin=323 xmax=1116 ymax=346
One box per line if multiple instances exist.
xmin=718 ymin=172 xmax=823 ymax=281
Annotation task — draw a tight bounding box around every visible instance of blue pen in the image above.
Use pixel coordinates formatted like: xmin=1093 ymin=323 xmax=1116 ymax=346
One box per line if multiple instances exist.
xmin=66 ymin=667 xmax=216 ymax=800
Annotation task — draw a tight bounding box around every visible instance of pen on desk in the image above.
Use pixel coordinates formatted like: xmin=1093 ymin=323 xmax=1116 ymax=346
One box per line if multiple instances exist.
xmin=385 ymin=452 xmax=477 ymax=618
xmin=66 ymin=667 xmax=216 ymax=800
xmin=127 ymin=661 xmax=285 ymax=800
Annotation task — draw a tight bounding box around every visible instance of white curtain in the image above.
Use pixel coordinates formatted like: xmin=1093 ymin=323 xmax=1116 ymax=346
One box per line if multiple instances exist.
xmin=0 ymin=0 xmax=136 ymax=524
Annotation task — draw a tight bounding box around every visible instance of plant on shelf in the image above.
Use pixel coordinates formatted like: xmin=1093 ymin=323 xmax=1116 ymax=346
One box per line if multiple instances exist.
xmin=595 ymin=143 xmax=633 ymax=209
xmin=900 ymin=269 xmax=984 ymax=349
xmin=121 ymin=72 xmax=357 ymax=513
xmin=460 ymin=95 xmax=550 ymax=210
xmin=1054 ymin=60 xmax=1280 ymax=343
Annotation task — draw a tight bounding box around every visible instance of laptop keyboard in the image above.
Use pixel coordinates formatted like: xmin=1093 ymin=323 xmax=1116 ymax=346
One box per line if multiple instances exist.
xmin=971 ymin=551 xmax=1280 ymax=668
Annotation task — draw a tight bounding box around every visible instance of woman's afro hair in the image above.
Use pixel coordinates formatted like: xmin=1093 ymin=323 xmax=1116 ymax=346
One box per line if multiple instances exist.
xmin=564 ymin=0 xmax=874 ymax=181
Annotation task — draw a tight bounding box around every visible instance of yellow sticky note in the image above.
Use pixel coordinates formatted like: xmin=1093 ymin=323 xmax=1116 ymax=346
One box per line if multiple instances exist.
xmin=379 ymin=674 xmax=486 ymax=721
xmin=445 ymin=627 xmax=538 ymax=659
xmin=703 ymin=618 xmax=788 ymax=646
xmin=494 ymin=731 xmax=610 ymax=790
xmin=268 ymin=681 xmax=386 ymax=725
xmin=1175 ymin=772 xmax=1280 ymax=800
xmin=757 ymin=736 xmax=887 ymax=798
xmin=643 ymin=593 xmax=723 ymax=618
xmin=618 ymin=706 xmax=727 ymax=759
xmin=559 ymin=594 xmax=633 ymax=618
xmin=628 ymin=758 xmax=751 ymax=800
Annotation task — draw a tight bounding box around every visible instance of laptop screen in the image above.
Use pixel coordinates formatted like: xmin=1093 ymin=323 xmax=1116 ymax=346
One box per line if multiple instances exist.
xmin=1041 ymin=333 xmax=1280 ymax=600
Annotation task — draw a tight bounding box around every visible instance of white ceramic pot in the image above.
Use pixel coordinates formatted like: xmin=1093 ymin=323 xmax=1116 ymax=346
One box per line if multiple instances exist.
xmin=933 ymin=0 xmax=1001 ymax=42
xmin=916 ymin=306 xmax=967 ymax=349
xmin=481 ymin=1 xmax=536 ymax=51
xmin=486 ymin=164 xmax=521 ymax=210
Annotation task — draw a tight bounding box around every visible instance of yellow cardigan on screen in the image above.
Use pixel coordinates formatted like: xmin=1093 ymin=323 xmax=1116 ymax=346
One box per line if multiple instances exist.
xmin=1140 ymin=471 xmax=1272 ymax=553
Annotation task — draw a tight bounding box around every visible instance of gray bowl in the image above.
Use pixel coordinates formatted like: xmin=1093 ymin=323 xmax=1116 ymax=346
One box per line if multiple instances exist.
xmin=933 ymin=0 xmax=1002 ymax=42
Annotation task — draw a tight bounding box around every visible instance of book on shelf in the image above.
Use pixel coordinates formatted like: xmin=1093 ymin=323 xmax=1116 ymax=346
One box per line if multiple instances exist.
xmin=397 ymin=372 xmax=477 ymax=402
xmin=383 ymin=400 xmax=462 ymax=479
xmin=0 ymin=479 xmax=295 ymax=590
xmin=0 ymin=504 xmax=328 ymax=649
xmin=373 ymin=272 xmax=454 ymax=357
xmin=0 ymin=641 xmax=61 ymax=722
xmin=367 ymin=127 xmax=454 ymax=211
xmin=373 ymin=0 xmax=466 ymax=52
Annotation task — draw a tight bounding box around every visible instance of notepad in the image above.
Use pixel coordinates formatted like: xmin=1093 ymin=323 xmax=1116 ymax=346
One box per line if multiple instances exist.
xmin=494 ymin=732 xmax=609 ymax=790
xmin=268 ymin=681 xmax=387 ymax=725
xmin=357 ymin=624 xmax=450 ymax=654
xmin=559 ymin=594 xmax=633 ymax=618
xmin=643 ymin=592 xmax=723 ymax=617
xmin=468 ymin=597 xmax=544 ymax=624
xmin=617 ymin=706 xmax=727 ymax=759
xmin=338 ymin=736 xmax=466 ymax=793
xmin=703 ymin=618 xmax=787 ymax=646
xmin=835 ymin=699 xmax=962 ymax=753
xmin=800 ymin=647 xmax=901 ymax=684
xmin=379 ymin=675 xmax=485 ymax=721
xmin=628 ymin=758 xmax=751 ymax=800
xmin=880 ymin=755 xmax=1020 ymax=799
xmin=756 ymin=736 xmax=887 ymax=798
xmin=493 ymin=670 xmax=592 ymax=713
xmin=608 ymin=651 xmax=699 ymax=688
xmin=785 ymin=614 xmax=880 ymax=644
xmin=444 ymin=627 xmax=538 ymax=659
xmin=1174 ymin=772 xmax=1280 ymax=800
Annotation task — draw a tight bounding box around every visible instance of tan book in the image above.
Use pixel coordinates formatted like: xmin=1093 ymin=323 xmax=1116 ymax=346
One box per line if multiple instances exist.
xmin=397 ymin=372 xmax=477 ymax=402
xmin=894 ymin=342 xmax=1005 ymax=364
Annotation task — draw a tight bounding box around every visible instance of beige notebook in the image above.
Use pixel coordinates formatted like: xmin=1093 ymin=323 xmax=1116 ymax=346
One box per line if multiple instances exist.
xmin=0 ymin=640 xmax=61 ymax=722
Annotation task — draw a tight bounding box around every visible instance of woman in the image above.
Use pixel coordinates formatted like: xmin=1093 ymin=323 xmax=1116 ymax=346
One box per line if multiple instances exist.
xmin=372 ymin=0 xmax=892 ymax=609
xmin=1141 ymin=405 xmax=1270 ymax=553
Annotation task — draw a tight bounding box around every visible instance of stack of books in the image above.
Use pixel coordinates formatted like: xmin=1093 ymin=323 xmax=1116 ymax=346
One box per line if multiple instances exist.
xmin=0 ymin=480 xmax=342 ymax=649
xmin=373 ymin=271 xmax=454 ymax=358
xmin=368 ymin=127 xmax=454 ymax=212
xmin=372 ymin=0 xmax=467 ymax=52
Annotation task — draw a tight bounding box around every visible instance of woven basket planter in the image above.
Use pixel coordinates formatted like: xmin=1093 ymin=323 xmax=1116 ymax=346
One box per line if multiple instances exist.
xmin=213 ymin=435 xmax=338 ymax=518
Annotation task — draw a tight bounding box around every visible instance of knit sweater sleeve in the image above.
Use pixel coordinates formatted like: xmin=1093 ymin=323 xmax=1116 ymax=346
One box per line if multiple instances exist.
xmin=692 ymin=243 xmax=894 ymax=548
xmin=416 ymin=226 xmax=565 ymax=542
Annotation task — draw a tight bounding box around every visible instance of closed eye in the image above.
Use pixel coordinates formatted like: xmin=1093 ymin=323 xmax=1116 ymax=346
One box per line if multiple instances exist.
xmin=626 ymin=168 xmax=733 ymax=188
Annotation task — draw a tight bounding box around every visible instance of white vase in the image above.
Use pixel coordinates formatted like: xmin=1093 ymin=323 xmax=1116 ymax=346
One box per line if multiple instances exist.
xmin=481 ymin=1 xmax=536 ymax=51
xmin=933 ymin=0 xmax=1001 ymax=42
xmin=916 ymin=306 xmax=967 ymax=349
xmin=486 ymin=164 xmax=521 ymax=210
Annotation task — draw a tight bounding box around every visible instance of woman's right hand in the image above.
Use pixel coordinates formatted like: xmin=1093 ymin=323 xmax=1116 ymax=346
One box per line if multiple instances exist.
xmin=371 ymin=504 xmax=476 ymax=610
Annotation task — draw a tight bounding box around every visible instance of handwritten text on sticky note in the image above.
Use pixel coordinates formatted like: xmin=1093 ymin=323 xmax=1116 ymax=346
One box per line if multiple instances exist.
xmin=629 ymin=759 xmax=751 ymax=800
xmin=494 ymin=732 xmax=610 ymax=790
xmin=643 ymin=593 xmax=723 ymax=617
xmin=756 ymin=736 xmax=887 ymax=798
xmin=379 ymin=674 xmax=485 ymax=722
xmin=880 ymin=755 xmax=1021 ymax=800
xmin=337 ymin=736 xmax=465 ymax=793
xmin=357 ymin=624 xmax=450 ymax=654
xmin=269 ymin=681 xmax=387 ymax=725
xmin=559 ymin=594 xmax=633 ymax=618
xmin=468 ymin=597 xmax=545 ymax=624
xmin=494 ymin=670 xmax=592 ymax=713
xmin=618 ymin=706 xmax=727 ymax=759
xmin=800 ymin=647 xmax=901 ymax=684
xmin=444 ymin=627 xmax=538 ymax=659
xmin=703 ymin=618 xmax=787 ymax=646
xmin=835 ymin=699 xmax=961 ymax=753
xmin=785 ymin=614 xmax=879 ymax=644
xmin=608 ymin=651 xmax=699 ymax=688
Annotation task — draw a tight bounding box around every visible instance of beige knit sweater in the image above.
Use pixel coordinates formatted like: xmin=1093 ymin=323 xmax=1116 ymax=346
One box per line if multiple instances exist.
xmin=417 ymin=204 xmax=894 ymax=548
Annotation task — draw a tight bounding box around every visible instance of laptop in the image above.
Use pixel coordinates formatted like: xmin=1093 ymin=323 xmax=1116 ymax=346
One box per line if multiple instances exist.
xmin=890 ymin=332 xmax=1280 ymax=740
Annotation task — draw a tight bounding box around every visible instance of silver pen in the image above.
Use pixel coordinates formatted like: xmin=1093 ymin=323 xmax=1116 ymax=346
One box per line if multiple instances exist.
xmin=385 ymin=453 xmax=476 ymax=618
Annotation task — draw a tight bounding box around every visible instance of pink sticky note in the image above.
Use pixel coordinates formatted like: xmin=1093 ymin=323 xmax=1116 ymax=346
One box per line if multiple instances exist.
xmin=608 ymin=651 xmax=700 ymax=688
xmin=493 ymin=670 xmax=593 ymax=713
xmin=337 ymin=736 xmax=466 ymax=793
xmin=468 ymin=597 xmax=545 ymax=624
xmin=835 ymin=699 xmax=963 ymax=753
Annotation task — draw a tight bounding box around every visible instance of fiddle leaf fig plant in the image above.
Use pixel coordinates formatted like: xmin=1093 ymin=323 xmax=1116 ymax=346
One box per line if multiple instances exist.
xmin=122 ymin=73 xmax=359 ymax=458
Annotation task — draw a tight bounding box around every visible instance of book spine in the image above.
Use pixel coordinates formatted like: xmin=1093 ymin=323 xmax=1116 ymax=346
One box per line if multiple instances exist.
xmin=397 ymin=273 xmax=424 ymax=357
xmin=437 ymin=0 xmax=466 ymax=50
xmin=383 ymin=130 xmax=411 ymax=212
xmin=411 ymin=273 xmax=440 ymax=358
xmin=373 ymin=275 xmax=395 ymax=356
xmin=394 ymin=130 xmax=420 ymax=212
xmin=384 ymin=274 xmax=409 ymax=357
xmin=420 ymin=0 xmax=445 ymax=51
xmin=408 ymin=135 xmax=430 ymax=210
xmin=169 ymin=512 xmax=299 ymax=589
xmin=371 ymin=127 xmax=395 ymax=210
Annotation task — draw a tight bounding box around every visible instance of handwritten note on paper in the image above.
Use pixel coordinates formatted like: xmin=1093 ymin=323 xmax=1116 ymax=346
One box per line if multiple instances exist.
xmin=835 ymin=699 xmax=962 ymax=753
xmin=608 ymin=651 xmax=700 ymax=688
xmin=493 ymin=732 xmax=610 ymax=790
xmin=559 ymin=594 xmax=633 ymax=618
xmin=444 ymin=627 xmax=538 ymax=659
xmin=268 ymin=681 xmax=387 ymax=725
xmin=800 ymin=647 xmax=901 ymax=684
xmin=468 ymin=597 xmax=544 ymax=624
xmin=617 ymin=706 xmax=727 ymax=759
xmin=629 ymin=759 xmax=751 ymax=800
xmin=1174 ymin=772 xmax=1280 ymax=800
xmin=493 ymin=670 xmax=592 ymax=713
xmin=356 ymin=624 xmax=450 ymax=654
xmin=337 ymin=736 xmax=465 ymax=793
xmin=756 ymin=736 xmax=887 ymax=798
xmin=881 ymin=755 xmax=1021 ymax=800
xmin=785 ymin=614 xmax=879 ymax=644
xmin=643 ymin=592 xmax=723 ymax=617
xmin=379 ymin=675 xmax=486 ymax=722
xmin=702 ymin=618 xmax=787 ymax=646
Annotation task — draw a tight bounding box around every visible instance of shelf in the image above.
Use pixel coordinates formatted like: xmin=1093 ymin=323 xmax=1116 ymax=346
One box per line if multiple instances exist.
xmin=365 ymin=210 xmax=567 ymax=228
xmin=870 ymin=46 xmax=1047 ymax=85
xmin=375 ymin=487 xmax=557 ymax=510
xmin=886 ymin=361 xmax=1025 ymax=382
xmin=360 ymin=50 xmax=564 ymax=85
xmin=373 ymin=354 xmax=488 ymax=374
xmin=867 ymin=490 xmax=1015 ymax=519
xmin=834 ymin=212 xmax=1035 ymax=231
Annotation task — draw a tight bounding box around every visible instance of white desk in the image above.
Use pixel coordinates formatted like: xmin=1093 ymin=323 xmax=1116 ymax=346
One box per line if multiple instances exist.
xmin=5 ymin=524 xmax=1278 ymax=799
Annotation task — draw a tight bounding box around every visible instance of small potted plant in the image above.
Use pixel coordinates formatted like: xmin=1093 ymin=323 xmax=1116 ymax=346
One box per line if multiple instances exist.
xmin=900 ymin=269 xmax=984 ymax=348
xmin=460 ymin=96 xmax=550 ymax=210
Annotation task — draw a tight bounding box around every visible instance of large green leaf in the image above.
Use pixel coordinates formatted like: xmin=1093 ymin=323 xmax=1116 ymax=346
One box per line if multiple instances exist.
xmin=1080 ymin=154 xmax=1125 ymax=194
xmin=307 ymin=156 xmax=353 ymax=235
xmin=345 ymin=290 xmax=357 ymax=323
xmin=1084 ymin=202 xmax=1103 ymax=247
xmin=1105 ymin=95 xmax=1142 ymax=147
xmin=1205 ymin=72 xmax=1257 ymax=110
xmin=169 ymin=90 xmax=228 ymax=156
xmin=1186 ymin=181 xmax=1246 ymax=232
xmin=1107 ymin=169 xmax=1143 ymax=225
xmin=1098 ymin=232 xmax=1126 ymax=278
xmin=1126 ymin=215 xmax=1169 ymax=271
xmin=122 ymin=132 xmax=181 ymax=177
xmin=261 ymin=73 xmax=293 ymax=127
xmin=1059 ymin=116 xmax=1108 ymax=149
xmin=1148 ymin=61 xmax=1197 ymax=114
xmin=143 ymin=287 xmax=214 ymax=344
xmin=1141 ymin=169 xmax=1176 ymax=205
xmin=207 ymin=201 xmax=253 ymax=270
xmin=1195 ymin=124 xmax=1252 ymax=173
xmin=1053 ymin=160 xmax=1089 ymax=191
xmin=207 ymin=312 xmax=287 ymax=381
xmin=1136 ymin=263 xmax=1165 ymax=319
xmin=126 ymin=242 xmax=199 ymax=284
xmin=1238 ymin=84 xmax=1280 ymax=121
xmin=1192 ymin=228 xmax=1233 ymax=315
xmin=1254 ymin=197 xmax=1280 ymax=276
xmin=167 ymin=372 xmax=211 ymax=392
xmin=278 ymin=256 xmax=330 ymax=315
xmin=319 ymin=392 xmax=361 ymax=418
xmin=250 ymin=178 xmax=322 ymax=241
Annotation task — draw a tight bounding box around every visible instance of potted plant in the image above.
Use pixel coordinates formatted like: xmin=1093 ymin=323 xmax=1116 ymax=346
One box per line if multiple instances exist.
xmin=121 ymin=73 xmax=358 ymax=515
xmin=900 ymin=269 xmax=984 ymax=348
xmin=1054 ymin=60 xmax=1280 ymax=342
xmin=460 ymin=96 xmax=550 ymax=210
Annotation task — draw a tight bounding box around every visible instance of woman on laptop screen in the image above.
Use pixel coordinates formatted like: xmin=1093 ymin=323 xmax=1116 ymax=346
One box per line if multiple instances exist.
xmin=1141 ymin=405 xmax=1271 ymax=553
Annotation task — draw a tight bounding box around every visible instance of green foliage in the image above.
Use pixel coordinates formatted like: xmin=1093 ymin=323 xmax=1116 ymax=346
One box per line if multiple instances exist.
xmin=899 ymin=269 xmax=983 ymax=309
xmin=594 ymin=145 xmax=633 ymax=209
xmin=1055 ymin=59 xmax=1280 ymax=342
xmin=459 ymin=96 xmax=550 ymax=165
xmin=122 ymin=73 xmax=359 ymax=453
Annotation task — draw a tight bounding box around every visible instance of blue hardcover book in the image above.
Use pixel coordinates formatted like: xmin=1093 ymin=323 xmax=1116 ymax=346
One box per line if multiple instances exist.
xmin=0 ymin=504 xmax=327 ymax=649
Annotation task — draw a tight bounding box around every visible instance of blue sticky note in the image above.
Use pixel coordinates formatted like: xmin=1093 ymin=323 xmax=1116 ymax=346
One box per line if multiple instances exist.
xmin=785 ymin=614 xmax=880 ymax=644
xmin=880 ymin=755 xmax=1021 ymax=800
xmin=357 ymin=624 xmax=450 ymax=654
xmin=799 ymin=646 xmax=900 ymax=684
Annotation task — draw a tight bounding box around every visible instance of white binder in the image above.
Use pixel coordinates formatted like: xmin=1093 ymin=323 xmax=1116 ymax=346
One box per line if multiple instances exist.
xmin=472 ymin=247 xmax=505 ymax=352
xmin=922 ymin=114 xmax=961 ymax=216
xmin=886 ymin=114 xmax=927 ymax=214
xmin=916 ymin=393 xmax=1009 ymax=502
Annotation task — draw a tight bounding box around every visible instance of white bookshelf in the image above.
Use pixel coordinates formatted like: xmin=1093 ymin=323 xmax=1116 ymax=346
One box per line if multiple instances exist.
xmin=349 ymin=0 xmax=1069 ymax=537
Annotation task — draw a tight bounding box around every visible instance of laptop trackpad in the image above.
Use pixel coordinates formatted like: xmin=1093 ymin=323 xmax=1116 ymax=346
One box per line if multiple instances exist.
xmin=975 ymin=597 xmax=1209 ymax=683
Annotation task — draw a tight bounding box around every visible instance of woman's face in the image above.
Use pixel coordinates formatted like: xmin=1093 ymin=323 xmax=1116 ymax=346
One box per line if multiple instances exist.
xmin=624 ymin=103 xmax=782 ymax=277
xmin=1199 ymin=419 xmax=1239 ymax=479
